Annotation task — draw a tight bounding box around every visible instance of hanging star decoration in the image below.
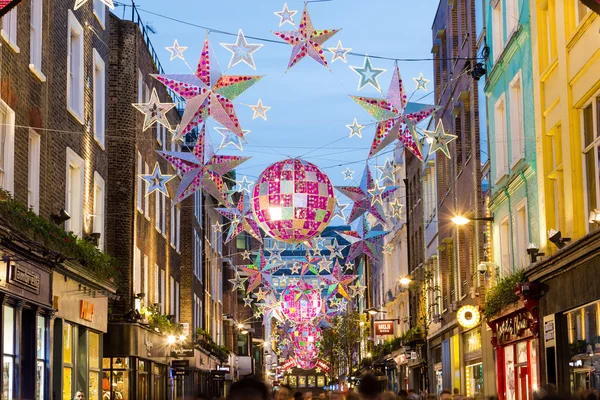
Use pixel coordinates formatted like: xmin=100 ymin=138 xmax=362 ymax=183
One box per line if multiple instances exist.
xmin=350 ymin=56 xmax=386 ymax=92
xmin=273 ymin=5 xmax=340 ymax=70
xmin=376 ymin=158 xmax=396 ymax=185
xmin=254 ymin=287 xmax=270 ymax=302
xmin=221 ymin=30 xmax=263 ymax=70
xmin=382 ymin=243 xmax=393 ymax=255
xmin=335 ymin=165 xmax=398 ymax=225
xmin=268 ymin=242 xmax=284 ymax=263
xmin=274 ymin=3 xmax=298 ymax=27
xmin=337 ymin=216 xmax=391 ymax=263
xmin=241 ymin=250 xmax=253 ymax=261
xmin=298 ymin=249 xmax=321 ymax=276
xmin=236 ymin=176 xmax=254 ymax=194
xmin=165 ymin=39 xmax=188 ymax=61
xmin=140 ymin=162 xmax=175 ymax=196
xmin=216 ymin=192 xmax=263 ymax=243
xmin=346 ymin=118 xmax=365 ymax=139
xmin=238 ymin=249 xmax=283 ymax=292
xmin=229 ymin=273 xmax=248 ymax=291
xmin=248 ymin=99 xmax=271 ymax=120
xmin=368 ymin=180 xmax=387 ymax=207
xmin=152 ymin=36 xmax=263 ymax=140
xmin=290 ymin=261 xmax=302 ymax=275
xmin=423 ymin=120 xmax=457 ymax=159
xmin=74 ymin=0 xmax=114 ymax=10
xmin=321 ymin=260 xmax=357 ymax=300
xmin=132 ymin=87 xmax=174 ymax=132
xmin=349 ymin=281 xmax=367 ymax=298
xmin=326 ymin=238 xmax=347 ymax=259
xmin=333 ymin=199 xmax=349 ymax=222
xmin=389 ymin=198 xmax=404 ymax=219
xmin=318 ymin=257 xmax=333 ymax=273
xmin=342 ymin=168 xmax=355 ymax=180
xmin=243 ymin=295 xmax=254 ymax=307
xmin=158 ymin=125 xmax=250 ymax=204
xmin=212 ymin=221 xmax=224 ymax=233
xmin=328 ymin=40 xmax=352 ymax=63
xmin=214 ymin=126 xmax=249 ymax=151
xmin=351 ymin=64 xmax=439 ymax=159
xmin=413 ymin=73 xmax=431 ymax=91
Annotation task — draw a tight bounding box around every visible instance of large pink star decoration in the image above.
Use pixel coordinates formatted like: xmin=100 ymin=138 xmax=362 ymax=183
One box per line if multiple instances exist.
xmin=351 ymin=64 xmax=439 ymax=159
xmin=238 ymin=248 xmax=284 ymax=292
xmin=336 ymin=216 xmax=390 ymax=263
xmin=321 ymin=259 xmax=357 ymax=300
xmin=216 ymin=192 xmax=263 ymax=244
xmin=273 ymin=5 xmax=340 ymax=70
xmin=157 ymin=125 xmax=249 ymax=204
xmin=152 ymin=36 xmax=263 ymax=140
xmin=335 ymin=165 xmax=398 ymax=225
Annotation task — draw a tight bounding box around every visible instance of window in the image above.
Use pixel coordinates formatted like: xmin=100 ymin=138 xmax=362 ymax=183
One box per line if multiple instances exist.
xmin=0 ymin=100 xmax=15 ymax=193
xmin=144 ymin=162 xmax=150 ymax=219
xmin=28 ymin=130 xmax=41 ymax=213
xmin=583 ymin=98 xmax=600 ymax=231
xmin=175 ymin=204 xmax=180 ymax=251
xmin=133 ymin=247 xmax=141 ymax=300
xmin=93 ymin=49 xmax=106 ymax=147
xmin=492 ymin=0 xmax=504 ymax=61
xmin=170 ymin=200 xmax=176 ymax=247
xmin=3 ymin=305 xmax=15 ymax=400
xmin=93 ymin=172 xmax=105 ymax=249
xmin=506 ymin=0 xmax=518 ymax=37
xmin=194 ymin=295 xmax=202 ymax=330
xmin=499 ymin=216 xmax=512 ymax=276
xmin=89 ymin=332 xmax=100 ymax=400
xmin=194 ymin=230 xmax=202 ymax=281
xmin=494 ymin=95 xmax=508 ymax=181
xmin=155 ymin=190 xmax=160 ymax=232
xmin=546 ymin=125 xmax=564 ymax=232
xmin=137 ymin=153 xmax=143 ymax=212
xmin=539 ymin=1 xmax=556 ymax=69
xmin=510 ymin=72 xmax=524 ymax=166
xmin=160 ymin=269 xmax=166 ymax=314
xmin=137 ymin=69 xmax=143 ymax=103
xmin=175 ymin=282 xmax=180 ymax=323
xmin=1 ymin=7 xmax=18 ymax=52
xmin=93 ymin=0 xmax=106 ymax=28
xmin=65 ymin=148 xmax=84 ymax=237
xmin=161 ymin=193 xmax=166 ymax=234
xmin=170 ymin=201 xmax=181 ymax=249
xmin=194 ymin=192 xmax=202 ymax=223
xmin=515 ymin=201 xmax=529 ymax=268
xmin=30 ymin=0 xmax=44 ymax=80
xmin=67 ymin=11 xmax=84 ymax=123
xmin=154 ymin=264 xmax=159 ymax=304
xmin=170 ymin=276 xmax=175 ymax=315
xmin=143 ymin=255 xmax=148 ymax=306
xmin=575 ymin=0 xmax=589 ymax=25
xmin=63 ymin=322 xmax=74 ymax=400
xmin=36 ymin=315 xmax=46 ymax=400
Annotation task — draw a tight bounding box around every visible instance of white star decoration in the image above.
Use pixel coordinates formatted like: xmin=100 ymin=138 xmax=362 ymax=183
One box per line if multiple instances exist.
xmin=165 ymin=39 xmax=188 ymax=61
xmin=132 ymin=88 xmax=174 ymax=132
xmin=215 ymin=127 xmax=250 ymax=151
xmin=74 ymin=0 xmax=114 ymax=10
xmin=389 ymin=198 xmax=404 ymax=219
xmin=346 ymin=118 xmax=365 ymax=139
xmin=413 ymin=73 xmax=431 ymax=91
xmin=236 ymin=176 xmax=255 ymax=194
xmin=342 ymin=168 xmax=355 ymax=180
xmin=333 ymin=199 xmax=349 ymax=222
xmin=242 ymin=250 xmax=253 ymax=261
xmin=274 ymin=3 xmax=298 ymax=27
xmin=376 ymin=158 xmax=395 ymax=185
xmin=140 ymin=163 xmax=175 ymax=197
xmin=423 ymin=120 xmax=457 ymax=159
xmin=327 ymin=40 xmax=352 ymax=63
xmin=350 ymin=56 xmax=387 ymax=92
xmin=220 ymin=30 xmax=264 ymax=70
xmin=248 ymin=99 xmax=271 ymax=120
xmin=383 ymin=243 xmax=393 ymax=255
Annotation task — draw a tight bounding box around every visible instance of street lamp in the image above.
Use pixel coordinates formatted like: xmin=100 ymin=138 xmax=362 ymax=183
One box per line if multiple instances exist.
xmin=167 ymin=335 xmax=177 ymax=345
xmin=399 ymin=277 xmax=412 ymax=286
xmin=451 ymin=215 xmax=494 ymax=225
xmin=366 ymin=307 xmax=380 ymax=316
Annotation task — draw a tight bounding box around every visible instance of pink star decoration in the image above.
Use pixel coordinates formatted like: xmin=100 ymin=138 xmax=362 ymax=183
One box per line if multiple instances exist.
xmin=238 ymin=248 xmax=283 ymax=292
xmin=216 ymin=192 xmax=263 ymax=244
xmin=336 ymin=216 xmax=390 ymax=264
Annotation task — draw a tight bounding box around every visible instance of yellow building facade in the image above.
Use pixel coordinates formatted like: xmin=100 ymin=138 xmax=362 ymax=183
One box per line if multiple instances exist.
xmin=530 ymin=0 xmax=600 ymax=252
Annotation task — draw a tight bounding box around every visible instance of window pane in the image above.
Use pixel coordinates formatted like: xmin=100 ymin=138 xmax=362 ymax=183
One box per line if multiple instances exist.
xmin=37 ymin=315 xmax=45 ymax=359
xmin=36 ymin=360 xmax=44 ymax=400
xmin=3 ymin=305 xmax=14 ymax=355
xmin=89 ymin=370 xmax=99 ymax=400
xmin=102 ymin=371 xmax=110 ymax=400
xmin=63 ymin=323 xmax=72 ymax=364
xmin=89 ymin=332 xmax=100 ymax=369
xmin=2 ymin=356 xmax=13 ymax=400
xmin=63 ymin=367 xmax=72 ymax=400
xmin=584 ymin=104 xmax=594 ymax=147
xmin=112 ymin=370 xmax=129 ymax=400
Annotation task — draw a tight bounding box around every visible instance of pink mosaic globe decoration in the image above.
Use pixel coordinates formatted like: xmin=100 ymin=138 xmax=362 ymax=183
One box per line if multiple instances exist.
xmin=292 ymin=323 xmax=323 ymax=350
xmin=251 ymin=159 xmax=335 ymax=244
xmin=295 ymin=346 xmax=320 ymax=364
xmin=296 ymin=357 xmax=317 ymax=370
xmin=280 ymin=282 xmax=322 ymax=323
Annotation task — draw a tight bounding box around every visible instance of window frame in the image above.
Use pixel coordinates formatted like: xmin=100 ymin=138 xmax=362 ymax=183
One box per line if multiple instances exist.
xmin=93 ymin=49 xmax=106 ymax=148
xmin=29 ymin=0 xmax=45 ymax=81
xmin=65 ymin=147 xmax=85 ymax=237
xmin=1 ymin=7 xmax=19 ymax=53
xmin=499 ymin=214 xmax=513 ymax=276
xmin=514 ymin=199 xmax=529 ymax=269
xmin=136 ymin=152 xmax=143 ymax=212
xmin=93 ymin=0 xmax=106 ymax=29
xmin=66 ymin=10 xmax=84 ymax=124
xmin=492 ymin=0 xmax=504 ymax=61
xmin=509 ymin=70 xmax=524 ymax=167
xmin=28 ymin=129 xmax=41 ymax=214
xmin=0 ymin=99 xmax=15 ymax=194
xmin=144 ymin=162 xmax=150 ymax=219
xmin=3 ymin=305 xmax=16 ymax=400
xmin=581 ymin=94 xmax=600 ymax=233
xmin=494 ymin=93 xmax=508 ymax=182
xmin=93 ymin=171 xmax=106 ymax=249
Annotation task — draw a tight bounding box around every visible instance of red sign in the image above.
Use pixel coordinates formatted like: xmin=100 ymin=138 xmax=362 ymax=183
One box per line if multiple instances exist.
xmin=315 ymin=359 xmax=331 ymax=373
xmin=281 ymin=358 xmax=298 ymax=372
xmin=0 ymin=0 xmax=22 ymax=17
xmin=280 ymin=358 xmax=331 ymax=373
xmin=374 ymin=320 xmax=395 ymax=336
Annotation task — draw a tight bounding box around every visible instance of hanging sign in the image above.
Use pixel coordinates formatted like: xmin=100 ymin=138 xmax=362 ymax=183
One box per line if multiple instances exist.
xmin=0 ymin=0 xmax=22 ymax=17
xmin=456 ymin=305 xmax=481 ymax=329
xmin=315 ymin=359 xmax=331 ymax=373
xmin=374 ymin=320 xmax=395 ymax=336
xmin=580 ymin=0 xmax=600 ymax=15
xmin=281 ymin=358 xmax=298 ymax=372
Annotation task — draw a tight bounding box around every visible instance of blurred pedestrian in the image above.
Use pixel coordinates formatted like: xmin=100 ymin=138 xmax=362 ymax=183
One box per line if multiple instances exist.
xmin=440 ymin=390 xmax=452 ymax=400
xmin=358 ymin=374 xmax=382 ymax=400
xmin=276 ymin=385 xmax=294 ymax=400
xmin=408 ymin=390 xmax=419 ymax=400
xmin=381 ymin=391 xmax=396 ymax=400
xmin=228 ymin=377 xmax=270 ymax=400
xmin=295 ymin=393 xmax=305 ymax=400
xmin=347 ymin=391 xmax=361 ymax=400
xmin=398 ymin=390 xmax=409 ymax=400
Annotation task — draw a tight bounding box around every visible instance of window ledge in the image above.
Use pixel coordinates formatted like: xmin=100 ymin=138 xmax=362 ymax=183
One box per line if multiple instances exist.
xmin=93 ymin=134 xmax=105 ymax=151
xmin=29 ymin=64 xmax=46 ymax=82
xmin=1 ymin=31 xmax=19 ymax=53
xmin=67 ymin=106 xmax=85 ymax=125
xmin=93 ymin=11 xmax=106 ymax=30
xmin=137 ymin=207 xmax=143 ymax=214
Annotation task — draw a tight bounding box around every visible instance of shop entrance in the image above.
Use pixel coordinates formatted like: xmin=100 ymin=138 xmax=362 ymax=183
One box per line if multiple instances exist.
xmin=517 ymin=365 xmax=529 ymax=400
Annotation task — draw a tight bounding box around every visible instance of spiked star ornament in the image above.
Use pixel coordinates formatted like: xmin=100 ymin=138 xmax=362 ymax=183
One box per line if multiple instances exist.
xmin=350 ymin=56 xmax=386 ymax=92
xmin=333 ymin=199 xmax=349 ymax=222
xmin=248 ymin=99 xmax=271 ymax=120
xmin=158 ymin=125 xmax=250 ymax=204
xmin=299 ymin=249 xmax=321 ymax=275
xmin=229 ymin=273 xmax=248 ymax=291
xmin=74 ymin=0 xmax=114 ymax=10
xmin=236 ymin=176 xmax=254 ymax=194
xmin=423 ymin=120 xmax=457 ymax=159
xmin=216 ymin=192 xmax=263 ymax=243
xmin=413 ymin=73 xmax=430 ymax=91
xmin=221 ymin=30 xmax=263 ymax=70
xmin=215 ymin=126 xmax=249 ymax=151
xmin=239 ymin=249 xmax=283 ymax=292
xmin=321 ymin=260 xmax=357 ymax=300
xmin=389 ymin=198 xmax=404 ymax=219
xmin=152 ymin=36 xmax=263 ymax=140
xmin=328 ymin=40 xmax=352 ymax=64
xmin=351 ymin=64 xmax=439 ymax=158
xmin=347 ymin=118 xmax=365 ymax=138
xmin=140 ymin=163 xmax=175 ymax=196
xmin=165 ymin=39 xmax=188 ymax=61
xmin=342 ymin=168 xmax=355 ymax=180
xmin=273 ymin=5 xmax=340 ymax=70
xmin=326 ymin=238 xmax=347 ymax=259
xmin=337 ymin=216 xmax=391 ymax=263
xmin=335 ymin=165 xmax=398 ymax=225
xmin=132 ymin=87 xmax=174 ymax=132
xmin=274 ymin=3 xmax=298 ymax=27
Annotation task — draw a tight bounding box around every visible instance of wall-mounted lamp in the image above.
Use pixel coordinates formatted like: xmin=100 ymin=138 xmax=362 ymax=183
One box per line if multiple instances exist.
xmin=527 ymin=243 xmax=544 ymax=263
xmin=589 ymin=209 xmax=600 ymax=225
xmin=51 ymin=209 xmax=70 ymax=225
xmin=471 ymin=63 xmax=487 ymax=81
xmin=548 ymin=229 xmax=571 ymax=249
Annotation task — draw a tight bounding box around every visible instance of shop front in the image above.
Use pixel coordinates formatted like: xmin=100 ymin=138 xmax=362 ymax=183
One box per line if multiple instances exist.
xmin=463 ymin=329 xmax=484 ymax=398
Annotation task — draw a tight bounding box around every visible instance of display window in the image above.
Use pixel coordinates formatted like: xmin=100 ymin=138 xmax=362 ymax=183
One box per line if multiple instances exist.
xmin=2 ymin=305 xmax=14 ymax=400
xmin=36 ymin=315 xmax=47 ymax=400
xmin=103 ymin=357 xmax=130 ymax=400
xmin=465 ymin=363 xmax=483 ymax=397
xmin=89 ymin=332 xmax=100 ymax=400
xmin=566 ymin=300 xmax=600 ymax=392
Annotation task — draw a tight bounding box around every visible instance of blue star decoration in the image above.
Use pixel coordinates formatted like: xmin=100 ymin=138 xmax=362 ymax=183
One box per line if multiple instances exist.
xmin=215 ymin=126 xmax=249 ymax=151
xmin=413 ymin=73 xmax=431 ymax=91
xmin=350 ymin=56 xmax=387 ymax=92
xmin=140 ymin=163 xmax=176 ymax=197
xmin=328 ymin=40 xmax=352 ymax=64
xmin=220 ymin=30 xmax=264 ymax=70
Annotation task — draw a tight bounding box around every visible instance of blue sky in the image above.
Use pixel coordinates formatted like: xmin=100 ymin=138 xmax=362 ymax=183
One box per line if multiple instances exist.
xmin=121 ymin=0 xmax=439 ymax=190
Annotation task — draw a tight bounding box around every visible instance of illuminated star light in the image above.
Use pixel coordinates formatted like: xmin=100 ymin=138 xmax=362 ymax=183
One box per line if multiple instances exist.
xmin=318 ymin=258 xmax=332 ymax=273
xmin=165 ymin=39 xmax=188 ymax=61
xmin=290 ymin=262 xmax=302 ymax=274
xmin=242 ymin=250 xmax=253 ymax=261
xmin=326 ymin=238 xmax=347 ymax=259
xmin=220 ymin=30 xmax=264 ymax=70
xmin=346 ymin=118 xmax=365 ymax=139
xmin=350 ymin=56 xmax=387 ymax=92
xmin=413 ymin=73 xmax=431 ymax=91
xmin=342 ymin=168 xmax=355 ymax=180
xmin=243 ymin=295 xmax=254 ymax=307
xmin=132 ymin=87 xmax=174 ymax=132
xmin=140 ymin=162 xmax=175 ymax=196
xmin=236 ymin=176 xmax=255 ymax=194
xmin=229 ymin=273 xmax=248 ymax=291
xmin=333 ymin=199 xmax=349 ymax=222
xmin=216 ymin=192 xmax=263 ymax=243
xmin=376 ymin=158 xmax=395 ymax=185
xmin=268 ymin=242 xmax=284 ymax=263
xmin=336 ymin=216 xmax=391 ymax=263
xmin=383 ymin=243 xmax=393 ymax=255
xmin=367 ymin=180 xmax=386 ymax=207
xmin=215 ymin=126 xmax=250 ymax=151
xmin=327 ymin=40 xmax=352 ymax=63
xmin=212 ymin=221 xmax=224 ymax=233
xmin=423 ymin=120 xmax=458 ymax=159
xmin=390 ymin=198 xmax=404 ymax=219
xmin=274 ymin=3 xmax=298 ymax=27
xmin=74 ymin=0 xmax=114 ymax=10
xmin=249 ymin=99 xmax=271 ymax=120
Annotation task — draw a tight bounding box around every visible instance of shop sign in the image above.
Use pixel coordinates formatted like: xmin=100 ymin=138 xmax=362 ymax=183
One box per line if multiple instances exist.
xmin=217 ymin=365 xmax=231 ymax=373
xmin=172 ymin=360 xmax=189 ymax=368
xmin=170 ymin=347 xmax=194 ymax=357
xmin=496 ymin=311 xmax=530 ymax=344
xmin=374 ymin=320 xmax=395 ymax=336
xmin=80 ymin=300 xmax=95 ymax=322
xmin=580 ymin=0 xmax=600 ymax=15
xmin=457 ymin=306 xmax=481 ymax=329
xmin=281 ymin=358 xmax=297 ymax=372
xmin=315 ymin=359 xmax=331 ymax=373
xmin=544 ymin=320 xmax=555 ymax=343
xmin=569 ymin=359 xmax=583 ymax=367
xmin=173 ymin=370 xmax=189 ymax=376
xmin=9 ymin=263 xmax=40 ymax=294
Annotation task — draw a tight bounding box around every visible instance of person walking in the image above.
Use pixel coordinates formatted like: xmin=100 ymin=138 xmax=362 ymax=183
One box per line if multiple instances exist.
xmin=73 ymin=391 xmax=85 ymax=400
xmin=358 ymin=374 xmax=382 ymax=400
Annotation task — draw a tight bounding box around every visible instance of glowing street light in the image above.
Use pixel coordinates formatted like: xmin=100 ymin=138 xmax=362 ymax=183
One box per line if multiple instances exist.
xmin=399 ymin=277 xmax=412 ymax=286
xmin=451 ymin=215 xmax=494 ymax=225
xmin=167 ymin=335 xmax=177 ymax=345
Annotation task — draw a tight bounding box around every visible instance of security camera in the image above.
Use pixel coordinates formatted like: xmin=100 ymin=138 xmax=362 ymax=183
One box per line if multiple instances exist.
xmin=477 ymin=263 xmax=488 ymax=274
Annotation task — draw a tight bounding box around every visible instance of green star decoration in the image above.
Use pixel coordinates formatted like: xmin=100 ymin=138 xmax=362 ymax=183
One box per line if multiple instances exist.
xmin=350 ymin=56 xmax=386 ymax=92
xmin=423 ymin=120 xmax=458 ymax=159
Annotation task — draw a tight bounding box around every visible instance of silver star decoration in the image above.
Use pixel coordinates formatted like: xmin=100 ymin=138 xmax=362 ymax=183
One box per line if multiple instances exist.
xmin=333 ymin=199 xmax=349 ymax=222
xmin=290 ymin=261 xmax=302 ymax=274
xmin=390 ymin=198 xmax=404 ymax=218
xmin=328 ymin=296 xmax=340 ymax=307
xmin=268 ymin=242 xmax=284 ymax=263
xmin=367 ymin=180 xmax=386 ymax=206
xmin=315 ymin=236 xmax=327 ymax=249
xmin=243 ymin=295 xmax=254 ymax=307
xmin=242 ymin=250 xmax=253 ymax=261
xmin=342 ymin=168 xmax=355 ymax=180
xmin=74 ymin=0 xmax=114 ymax=10
xmin=423 ymin=120 xmax=457 ymax=159
xmin=274 ymin=3 xmax=298 ymax=27
xmin=165 ymin=39 xmax=188 ymax=61
xmin=132 ymin=87 xmax=174 ymax=132
xmin=279 ymin=274 xmax=288 ymax=287
xmin=327 ymin=40 xmax=352 ymax=63
xmin=344 ymin=263 xmax=354 ymax=272
xmin=346 ymin=118 xmax=365 ymax=138
xmin=413 ymin=73 xmax=430 ymax=91
xmin=215 ymin=126 xmax=250 ymax=151
xmin=220 ymin=30 xmax=264 ymax=70
xmin=350 ymin=56 xmax=387 ymax=92
xmin=229 ymin=273 xmax=248 ymax=291
xmin=326 ymin=238 xmax=347 ymax=259
xmin=383 ymin=243 xmax=393 ymax=255
xmin=212 ymin=221 xmax=224 ymax=233
xmin=236 ymin=176 xmax=255 ymax=194
xmin=318 ymin=258 xmax=332 ymax=273
xmin=254 ymin=287 xmax=269 ymax=302
xmin=337 ymin=298 xmax=349 ymax=309
xmin=140 ymin=162 xmax=175 ymax=196
xmin=376 ymin=158 xmax=395 ymax=185
xmin=249 ymin=99 xmax=271 ymax=120
xmin=349 ymin=282 xmax=367 ymax=297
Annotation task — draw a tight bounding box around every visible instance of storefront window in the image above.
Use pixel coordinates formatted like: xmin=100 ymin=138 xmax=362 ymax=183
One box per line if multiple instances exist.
xmin=138 ymin=359 xmax=149 ymax=400
xmin=308 ymin=376 xmax=315 ymax=387
xmin=2 ymin=305 xmax=15 ymax=400
xmin=36 ymin=315 xmax=46 ymax=400
xmin=298 ymin=376 xmax=306 ymax=388
xmin=153 ymin=365 xmax=166 ymax=400
xmin=465 ymin=363 xmax=483 ymax=397
xmin=289 ymin=376 xmax=297 ymax=388
xmin=111 ymin=371 xmax=129 ymax=400
xmin=317 ymin=376 xmax=325 ymax=387
xmin=505 ymin=345 xmax=515 ymax=400
xmin=463 ymin=330 xmax=482 ymax=353
xmin=63 ymin=323 xmax=73 ymax=400
xmin=89 ymin=332 xmax=100 ymax=400
xmin=567 ymin=301 xmax=600 ymax=391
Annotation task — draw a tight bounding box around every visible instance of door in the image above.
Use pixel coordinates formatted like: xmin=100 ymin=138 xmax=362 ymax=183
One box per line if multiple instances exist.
xmin=517 ymin=366 xmax=529 ymax=400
